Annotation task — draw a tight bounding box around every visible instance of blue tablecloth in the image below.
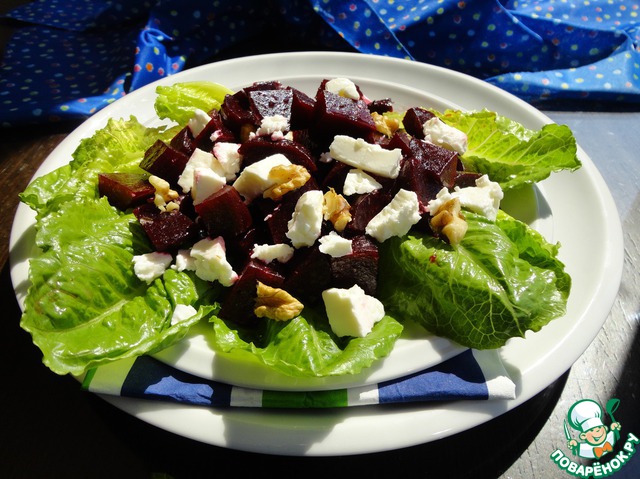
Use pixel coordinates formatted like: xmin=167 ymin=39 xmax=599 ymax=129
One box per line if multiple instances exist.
xmin=1 ymin=0 xmax=639 ymax=126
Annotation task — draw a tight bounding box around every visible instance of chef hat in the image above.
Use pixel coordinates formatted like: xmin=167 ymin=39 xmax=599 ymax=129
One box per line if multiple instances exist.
xmin=568 ymin=400 xmax=604 ymax=433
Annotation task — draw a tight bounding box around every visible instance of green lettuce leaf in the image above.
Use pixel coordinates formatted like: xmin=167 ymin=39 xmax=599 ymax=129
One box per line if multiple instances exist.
xmin=377 ymin=210 xmax=571 ymax=349
xmin=19 ymin=116 xmax=172 ymax=219
xmin=154 ymin=81 xmax=234 ymax=125
xmin=209 ymin=311 xmax=403 ymax=377
xmin=438 ymin=109 xmax=581 ymax=190
xmin=20 ymin=196 xmax=215 ymax=375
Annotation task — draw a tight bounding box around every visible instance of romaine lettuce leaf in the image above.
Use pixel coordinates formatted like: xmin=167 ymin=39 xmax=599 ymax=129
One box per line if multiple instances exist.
xmin=438 ymin=109 xmax=581 ymax=190
xmin=377 ymin=210 xmax=571 ymax=349
xmin=20 ymin=116 xmax=172 ymax=219
xmin=208 ymin=312 xmax=403 ymax=377
xmin=20 ymin=196 xmax=215 ymax=375
xmin=154 ymin=81 xmax=233 ymax=125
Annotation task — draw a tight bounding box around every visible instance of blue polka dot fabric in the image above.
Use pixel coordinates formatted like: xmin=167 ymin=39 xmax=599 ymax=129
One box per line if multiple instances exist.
xmin=2 ymin=0 xmax=639 ymax=126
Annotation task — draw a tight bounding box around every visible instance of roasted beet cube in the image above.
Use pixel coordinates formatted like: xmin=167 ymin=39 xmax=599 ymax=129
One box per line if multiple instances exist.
xmin=169 ymin=126 xmax=196 ymax=157
xmin=330 ymin=235 xmax=379 ymax=296
xmin=139 ymin=140 xmax=190 ymax=187
xmin=248 ymin=89 xmax=293 ymax=124
xmin=219 ymin=259 xmax=285 ymax=326
xmin=454 ymin=171 xmax=483 ymax=188
xmin=289 ymin=88 xmax=316 ymax=129
xmin=320 ymin=161 xmax=351 ymax=192
xmin=403 ymin=107 xmax=436 ymax=139
xmin=194 ymin=185 xmax=253 ymax=239
xmin=312 ymin=89 xmax=377 ymax=141
xmin=98 ymin=173 xmax=154 ymax=211
xmin=238 ymin=137 xmax=317 ymax=172
xmin=283 ymin=245 xmax=332 ymax=305
xmin=220 ymin=91 xmax=257 ymax=134
xmin=133 ymin=203 xmax=198 ymax=252
xmin=244 ymin=81 xmax=285 ymax=92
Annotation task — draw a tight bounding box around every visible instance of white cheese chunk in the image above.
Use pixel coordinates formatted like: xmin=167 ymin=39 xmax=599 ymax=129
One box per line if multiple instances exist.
xmin=171 ymin=249 xmax=196 ymax=272
xmin=343 ymin=168 xmax=382 ymax=196
xmin=232 ymin=153 xmax=291 ymax=202
xmin=255 ymin=114 xmax=289 ymax=138
xmin=365 ymin=189 xmax=421 ymax=242
xmin=212 ymin=142 xmax=242 ymax=181
xmin=188 ymin=108 xmax=212 ymax=137
xmin=422 ymin=117 xmax=468 ymax=155
xmin=178 ymin=148 xmax=217 ymax=193
xmin=325 ymin=77 xmax=360 ymax=100
xmin=132 ymin=252 xmax=172 ymax=284
xmin=250 ymin=243 xmax=295 ymax=264
xmin=190 ymin=237 xmax=238 ymax=286
xmin=329 ymin=135 xmax=402 ymax=179
xmin=192 ymin=167 xmax=226 ymax=205
xmin=286 ymin=189 xmax=324 ymax=248
xmin=170 ymin=304 xmax=197 ymax=326
xmin=322 ymin=284 xmax=385 ymax=338
xmin=428 ymin=174 xmax=503 ymax=221
xmin=318 ymin=231 xmax=353 ymax=257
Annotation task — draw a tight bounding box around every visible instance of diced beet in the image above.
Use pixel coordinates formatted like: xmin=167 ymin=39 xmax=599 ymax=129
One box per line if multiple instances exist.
xmin=289 ymin=88 xmax=316 ymax=129
xmin=192 ymin=109 xmax=236 ymax=151
xmin=330 ymin=235 xmax=379 ymax=296
xmin=320 ymin=161 xmax=351 ymax=192
xmin=312 ymin=89 xmax=377 ymax=141
xmin=344 ymin=189 xmax=393 ymax=237
xmin=398 ymin=156 xmax=443 ymax=213
xmin=402 ymin=107 xmax=436 ymax=139
xmin=219 ymin=259 xmax=285 ymax=326
xmin=220 ymin=91 xmax=257 ymax=134
xmin=243 ymin=81 xmax=285 ymax=92
xmin=194 ymin=185 xmax=253 ymax=239
xmin=225 ymin=226 xmax=271 ymax=271
xmin=238 ymin=137 xmax=317 ymax=172
xmin=169 ymin=126 xmax=196 ymax=157
xmin=98 ymin=173 xmax=154 ymax=211
xmin=368 ymin=98 xmax=394 ymax=114
xmin=133 ymin=203 xmax=198 ymax=252
xmin=283 ymin=245 xmax=331 ymax=305
xmin=247 ymin=89 xmax=293 ymax=124
xmin=139 ymin=140 xmax=190 ymax=187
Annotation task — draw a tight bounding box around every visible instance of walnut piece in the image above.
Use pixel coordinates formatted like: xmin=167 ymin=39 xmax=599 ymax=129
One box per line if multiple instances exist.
xmin=254 ymin=281 xmax=304 ymax=321
xmin=149 ymin=175 xmax=180 ymax=212
xmin=430 ymin=197 xmax=468 ymax=245
xmin=372 ymin=112 xmax=400 ymax=137
xmin=263 ymin=164 xmax=311 ymax=200
xmin=323 ymin=188 xmax=352 ymax=232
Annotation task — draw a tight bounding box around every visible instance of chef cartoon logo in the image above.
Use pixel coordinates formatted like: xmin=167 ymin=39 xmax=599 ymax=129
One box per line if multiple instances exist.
xmin=549 ymin=398 xmax=639 ymax=478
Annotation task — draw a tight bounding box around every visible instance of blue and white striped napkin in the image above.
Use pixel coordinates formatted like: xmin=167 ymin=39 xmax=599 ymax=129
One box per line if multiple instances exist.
xmin=81 ymin=349 xmax=515 ymax=409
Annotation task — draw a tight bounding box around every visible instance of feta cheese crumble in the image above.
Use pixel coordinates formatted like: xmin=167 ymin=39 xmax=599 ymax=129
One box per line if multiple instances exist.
xmin=343 ymin=168 xmax=382 ymax=196
xmin=322 ymin=284 xmax=385 ymax=338
xmin=255 ymin=114 xmax=289 ymax=139
xmin=190 ymin=237 xmax=238 ymax=287
xmin=187 ymin=108 xmax=212 ymax=137
xmin=286 ymin=189 xmax=324 ymax=248
xmin=132 ymin=252 xmax=172 ymax=284
xmin=251 ymin=243 xmax=295 ymax=264
xmin=212 ymin=142 xmax=242 ymax=181
xmin=324 ymin=77 xmax=360 ymax=100
xmin=422 ymin=117 xmax=468 ymax=155
xmin=318 ymin=231 xmax=353 ymax=257
xmin=428 ymin=174 xmax=504 ymax=221
xmin=329 ymin=135 xmax=402 ymax=179
xmin=365 ymin=189 xmax=421 ymax=242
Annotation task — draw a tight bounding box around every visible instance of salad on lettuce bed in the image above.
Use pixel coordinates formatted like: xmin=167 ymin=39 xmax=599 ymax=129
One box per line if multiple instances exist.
xmin=19 ymin=78 xmax=580 ymax=377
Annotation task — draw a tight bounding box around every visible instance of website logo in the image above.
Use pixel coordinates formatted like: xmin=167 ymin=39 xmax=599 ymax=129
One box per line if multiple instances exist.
xmin=549 ymin=398 xmax=638 ymax=477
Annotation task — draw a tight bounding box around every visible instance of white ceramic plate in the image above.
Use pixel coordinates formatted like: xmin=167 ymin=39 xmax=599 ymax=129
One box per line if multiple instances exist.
xmin=9 ymin=52 xmax=623 ymax=455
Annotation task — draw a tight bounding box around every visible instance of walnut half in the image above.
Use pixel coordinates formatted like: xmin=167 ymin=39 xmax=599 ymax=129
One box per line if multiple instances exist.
xmin=254 ymin=281 xmax=304 ymax=321
xmin=430 ymin=197 xmax=468 ymax=245
xmin=263 ymin=164 xmax=311 ymax=200
xmin=323 ymin=188 xmax=352 ymax=232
